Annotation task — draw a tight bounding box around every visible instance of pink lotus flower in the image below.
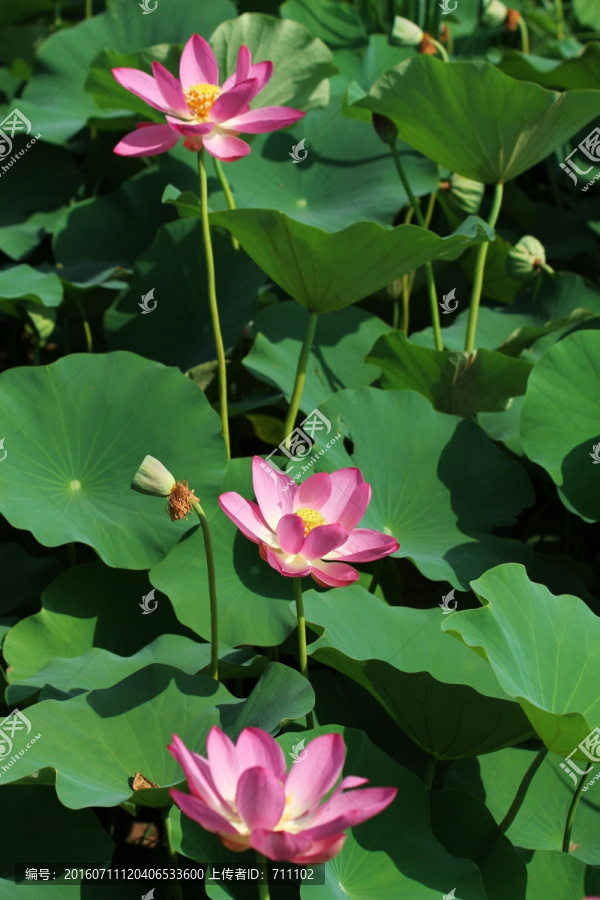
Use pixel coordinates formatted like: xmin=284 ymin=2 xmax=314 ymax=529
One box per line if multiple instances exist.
xmin=168 ymin=726 xmax=397 ymax=863
xmin=111 ymin=34 xmax=305 ymax=162
xmin=218 ymin=457 xmax=399 ymax=588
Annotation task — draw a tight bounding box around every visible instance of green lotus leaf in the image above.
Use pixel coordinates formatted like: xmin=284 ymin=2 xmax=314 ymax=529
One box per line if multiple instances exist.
xmin=104 ymin=219 xmax=265 ymax=370
xmin=348 ymin=55 xmax=600 ymax=183
xmin=498 ymin=44 xmax=600 ymax=91
xmin=312 ymin=388 xmax=534 ymax=588
xmin=443 ymin=563 xmax=600 ymax=758
xmin=303 ymin=584 xmax=532 ymax=759
xmin=0 ymin=352 xmax=227 ymax=567
xmin=448 ymin=745 xmax=600 ymax=866
xmin=210 ymin=209 xmax=493 ymax=314
xmin=0 ymin=662 xmax=312 ymax=808
xmin=520 ymin=329 xmax=600 ymax=521
xmin=367 ymin=331 xmax=533 ymax=417
xmin=0 ymin=265 xmax=62 ymax=315
xmin=210 ymin=12 xmax=337 ymax=112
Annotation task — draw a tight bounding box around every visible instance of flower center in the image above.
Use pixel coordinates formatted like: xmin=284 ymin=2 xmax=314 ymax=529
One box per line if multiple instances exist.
xmin=184 ymin=83 xmax=221 ymax=121
xmin=295 ymin=507 xmax=326 ymax=536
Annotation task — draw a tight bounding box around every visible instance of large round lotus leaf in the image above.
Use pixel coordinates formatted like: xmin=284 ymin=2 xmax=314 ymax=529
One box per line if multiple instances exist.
xmin=520 ymin=329 xmax=600 ymax=522
xmin=210 ymin=13 xmax=336 ymax=111
xmin=202 ymin=102 xmax=438 ymax=231
xmin=151 ymin=457 xmax=297 ymax=647
xmin=349 ymin=55 xmax=600 ymax=184
xmin=16 ymin=0 xmax=236 ymax=143
xmin=105 ymin=219 xmax=265 ymax=370
xmin=210 ymin=210 xmax=493 ymax=314
xmin=243 ymin=301 xmax=391 ymax=411
xmin=448 ymin=745 xmax=600 ymax=866
xmin=2 ymin=563 xmax=193 ymax=680
xmin=0 ymin=662 xmax=312 ymax=808
xmin=310 ymin=388 xmax=533 ymax=588
xmin=0 ymin=352 xmax=227 ymax=568
xmin=174 ymin=726 xmax=489 ymax=899
xmin=281 ymin=0 xmax=368 ymax=48
xmin=303 ymin=584 xmax=532 ymax=759
xmin=443 ymin=563 xmax=600 ymax=759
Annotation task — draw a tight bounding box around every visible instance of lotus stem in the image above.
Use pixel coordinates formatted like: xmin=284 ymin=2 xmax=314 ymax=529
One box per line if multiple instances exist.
xmin=293 ymin=578 xmax=315 ymax=729
xmin=423 ymin=756 xmax=437 ymax=790
xmin=256 ymin=851 xmax=271 ymax=899
xmin=198 ymin=149 xmax=230 ymax=458
xmin=283 ymin=311 xmax=318 ymax=439
xmin=555 ymin=0 xmax=565 ymax=38
xmin=562 ymin=768 xmax=588 ymax=852
xmin=85 ymin=0 xmax=92 ymax=17
xmin=73 ymin=295 xmax=93 ymax=353
xmin=390 ymin=143 xmax=443 ymax=351
xmin=517 ymin=15 xmax=530 ymax=54
xmin=192 ymin=500 xmax=219 ymax=681
xmin=499 ymin=745 xmax=549 ymax=833
xmin=464 ymin=181 xmax=504 ymax=353
xmin=213 ymin=157 xmax=240 ymax=250
xmin=431 ymin=38 xmax=449 ymax=61
xmin=162 ymin=810 xmax=184 ymax=900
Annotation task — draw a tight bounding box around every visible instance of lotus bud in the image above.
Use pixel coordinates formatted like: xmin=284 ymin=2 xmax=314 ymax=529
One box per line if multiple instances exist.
xmin=443 ymin=173 xmax=485 ymax=216
xmin=132 ymin=455 xmax=198 ymax=521
xmin=372 ymin=112 xmax=398 ymax=145
xmin=482 ymin=0 xmax=509 ymax=26
xmin=132 ymin=455 xmax=176 ymax=497
xmin=506 ymin=236 xmax=547 ymax=280
xmin=391 ymin=15 xmax=424 ymax=46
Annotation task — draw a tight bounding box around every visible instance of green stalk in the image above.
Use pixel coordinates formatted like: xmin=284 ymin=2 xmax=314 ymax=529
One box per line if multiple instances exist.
xmin=162 ymin=810 xmax=184 ymax=900
xmin=562 ymin=769 xmax=588 ymax=852
xmin=431 ymin=38 xmax=449 ymax=61
xmin=73 ymin=295 xmax=93 ymax=353
xmin=192 ymin=500 xmax=219 ymax=681
xmin=256 ymin=852 xmax=271 ymax=900
xmin=423 ymin=756 xmax=437 ymax=790
xmin=499 ymin=745 xmax=549 ymax=833
xmin=464 ymin=181 xmax=504 ymax=352
xmin=517 ymin=15 xmax=530 ymax=54
xmin=555 ymin=0 xmax=565 ymax=39
xmin=293 ymin=578 xmax=315 ymax=729
xmin=282 ymin=312 xmax=318 ymax=438
xmin=213 ymin=157 xmax=240 ymax=250
xmin=199 ymin=149 xmax=230 ymax=458
xmin=85 ymin=0 xmax=92 ymax=17
xmin=390 ymin=143 xmax=443 ymax=351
